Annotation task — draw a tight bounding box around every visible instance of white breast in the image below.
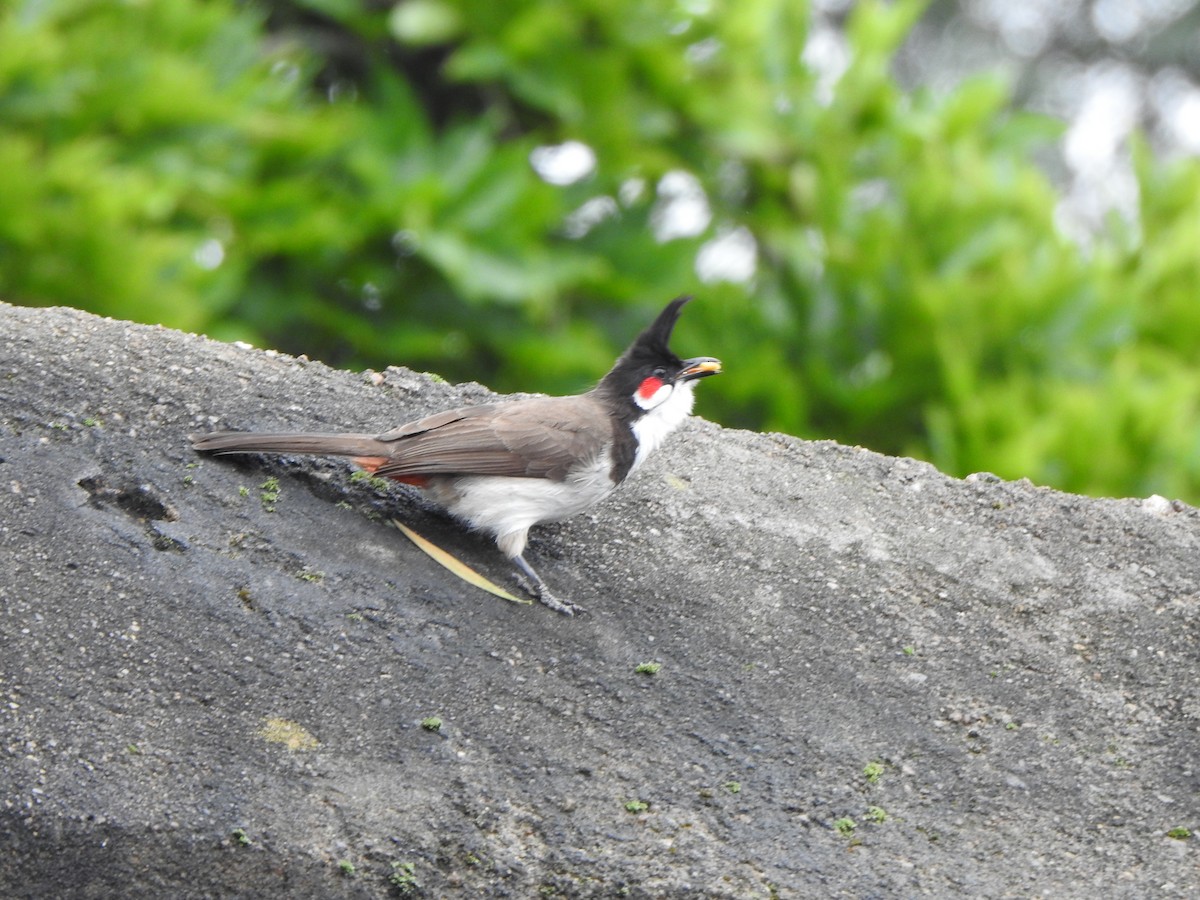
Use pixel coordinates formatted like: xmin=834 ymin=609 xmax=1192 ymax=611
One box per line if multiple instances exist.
xmin=629 ymin=381 xmax=697 ymax=474
xmin=427 ymin=452 xmax=618 ymax=543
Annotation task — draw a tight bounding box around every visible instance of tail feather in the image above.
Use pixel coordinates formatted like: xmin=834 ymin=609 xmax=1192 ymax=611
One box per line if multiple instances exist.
xmin=189 ymin=431 xmax=390 ymax=459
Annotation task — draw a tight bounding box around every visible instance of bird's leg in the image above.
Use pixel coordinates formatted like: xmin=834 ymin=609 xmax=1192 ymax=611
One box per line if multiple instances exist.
xmin=512 ymin=554 xmax=584 ymax=616
xmin=498 ymin=529 xmax=584 ymax=616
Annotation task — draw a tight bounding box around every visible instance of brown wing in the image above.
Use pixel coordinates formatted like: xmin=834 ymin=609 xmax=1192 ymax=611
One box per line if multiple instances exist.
xmin=372 ymin=395 xmax=613 ymax=481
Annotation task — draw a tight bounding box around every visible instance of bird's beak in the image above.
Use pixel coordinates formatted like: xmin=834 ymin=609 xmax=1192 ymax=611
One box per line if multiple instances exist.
xmin=679 ymin=357 xmax=722 ymax=381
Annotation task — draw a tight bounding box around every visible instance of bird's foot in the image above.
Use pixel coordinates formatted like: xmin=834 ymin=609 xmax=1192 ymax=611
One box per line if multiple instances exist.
xmin=537 ymin=590 xmax=585 ymax=617
xmin=513 ymin=572 xmax=584 ymax=616
xmin=512 ymin=555 xmax=585 ymax=616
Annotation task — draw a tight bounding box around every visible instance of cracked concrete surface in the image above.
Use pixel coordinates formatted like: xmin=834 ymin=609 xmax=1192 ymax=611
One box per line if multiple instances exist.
xmin=2 ymin=302 xmax=1198 ymax=897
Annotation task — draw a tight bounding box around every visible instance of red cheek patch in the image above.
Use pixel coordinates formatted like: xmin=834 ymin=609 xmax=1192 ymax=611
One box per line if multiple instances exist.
xmin=637 ymin=376 xmax=664 ymax=399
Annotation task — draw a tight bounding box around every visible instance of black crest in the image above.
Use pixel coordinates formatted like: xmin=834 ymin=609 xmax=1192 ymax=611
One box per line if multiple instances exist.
xmin=620 ymin=295 xmax=691 ymax=365
xmin=636 ymin=295 xmax=691 ymax=355
xmin=595 ymin=296 xmax=692 ymax=403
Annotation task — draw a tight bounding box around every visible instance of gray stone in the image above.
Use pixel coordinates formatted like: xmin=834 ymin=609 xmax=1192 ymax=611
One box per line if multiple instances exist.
xmin=2 ymin=302 xmax=1198 ymax=897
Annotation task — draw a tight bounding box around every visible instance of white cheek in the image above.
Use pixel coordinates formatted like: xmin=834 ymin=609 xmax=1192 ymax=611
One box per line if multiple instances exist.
xmin=634 ymin=382 xmax=673 ymax=410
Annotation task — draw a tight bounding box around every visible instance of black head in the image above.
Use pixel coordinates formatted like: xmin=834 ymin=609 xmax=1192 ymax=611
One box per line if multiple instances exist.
xmin=596 ymin=296 xmax=721 ymax=414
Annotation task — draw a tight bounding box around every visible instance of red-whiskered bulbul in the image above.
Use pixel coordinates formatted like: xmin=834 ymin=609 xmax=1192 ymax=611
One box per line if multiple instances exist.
xmin=190 ymin=296 xmax=721 ymax=614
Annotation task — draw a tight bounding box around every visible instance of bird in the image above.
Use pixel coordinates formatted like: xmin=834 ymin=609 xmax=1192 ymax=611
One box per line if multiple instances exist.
xmin=190 ymin=296 xmax=721 ymax=615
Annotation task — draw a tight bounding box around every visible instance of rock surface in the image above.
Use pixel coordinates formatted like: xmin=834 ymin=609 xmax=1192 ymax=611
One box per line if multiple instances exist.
xmin=2 ymin=301 xmax=1198 ymax=898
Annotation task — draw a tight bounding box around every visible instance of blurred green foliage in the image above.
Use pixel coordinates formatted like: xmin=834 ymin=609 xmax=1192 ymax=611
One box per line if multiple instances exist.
xmin=2 ymin=0 xmax=1199 ymax=501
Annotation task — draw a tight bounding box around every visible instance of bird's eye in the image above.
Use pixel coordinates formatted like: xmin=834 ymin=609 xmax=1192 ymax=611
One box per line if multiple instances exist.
xmin=652 ymin=367 xmax=667 ymax=380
